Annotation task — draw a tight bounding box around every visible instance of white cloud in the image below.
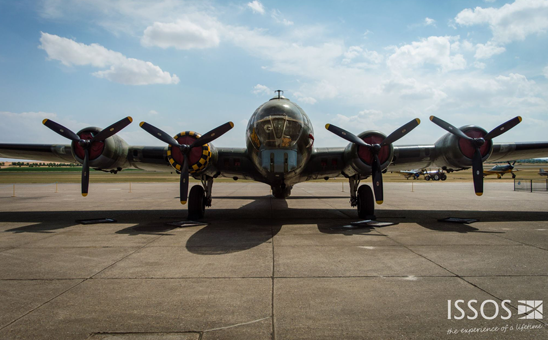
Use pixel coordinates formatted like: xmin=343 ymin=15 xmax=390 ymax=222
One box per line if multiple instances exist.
xmin=149 ymin=110 xmax=159 ymax=115
xmin=424 ymin=17 xmax=436 ymax=26
xmin=0 ymin=111 xmax=86 ymax=144
xmin=247 ymin=1 xmax=265 ymax=15
xmin=39 ymin=32 xmax=179 ymax=85
xmin=271 ymin=9 xmax=293 ymax=26
xmin=293 ymin=92 xmax=317 ymax=105
xmin=455 ymin=0 xmax=548 ymax=44
xmin=141 ymin=19 xmax=220 ymax=50
xmin=542 ymin=65 xmax=548 ymax=78
xmin=387 ymin=36 xmax=466 ymax=73
xmin=253 ymin=84 xmax=271 ymax=96
xmin=440 ymin=73 xmax=545 ymax=109
xmin=473 ymin=61 xmax=486 ymax=69
xmin=342 ymin=46 xmax=363 ymax=64
xmin=474 ymin=42 xmax=506 ymax=59
xmin=381 ymin=77 xmax=447 ymax=101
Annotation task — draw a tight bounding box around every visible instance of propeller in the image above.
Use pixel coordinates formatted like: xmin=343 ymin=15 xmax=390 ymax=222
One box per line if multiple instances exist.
xmin=429 ymin=116 xmax=522 ymax=196
xmin=43 ymin=117 xmax=133 ymax=196
xmin=140 ymin=121 xmax=234 ymax=204
xmin=325 ymin=118 xmax=421 ymax=204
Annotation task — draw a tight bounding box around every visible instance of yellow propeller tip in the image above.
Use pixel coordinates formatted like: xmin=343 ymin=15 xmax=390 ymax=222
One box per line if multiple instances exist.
xmin=127 ymin=116 xmax=133 ymax=123
xmin=415 ymin=118 xmax=421 ymax=124
xmin=325 ymin=124 xmax=330 ymax=129
xmin=476 ymin=192 xmax=483 ymax=196
xmin=229 ymin=122 xmax=234 ymax=128
xmin=42 ymin=119 xmax=48 ymax=124
xmin=139 ymin=121 xmax=145 ymax=127
xmin=180 ymin=201 xmax=187 ymax=205
xmin=376 ymin=200 xmax=383 ymax=204
xmin=82 ymin=193 xmax=88 ymax=197
xmin=518 ymin=116 xmax=522 ymax=122
xmin=429 ymin=116 xmax=434 ymax=121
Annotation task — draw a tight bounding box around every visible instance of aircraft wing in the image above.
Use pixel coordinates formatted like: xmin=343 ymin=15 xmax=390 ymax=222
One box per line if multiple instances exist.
xmin=0 ymin=143 xmax=265 ymax=180
xmin=301 ymin=142 xmax=548 ymax=178
xmin=0 ymin=143 xmax=75 ymax=163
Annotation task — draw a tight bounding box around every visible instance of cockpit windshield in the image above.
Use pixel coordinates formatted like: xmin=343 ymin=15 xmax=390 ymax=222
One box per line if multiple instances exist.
xmin=252 ymin=100 xmax=303 ymax=148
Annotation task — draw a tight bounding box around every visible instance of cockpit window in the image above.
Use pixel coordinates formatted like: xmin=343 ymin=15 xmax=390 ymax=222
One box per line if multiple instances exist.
xmin=253 ymin=101 xmax=303 ymax=148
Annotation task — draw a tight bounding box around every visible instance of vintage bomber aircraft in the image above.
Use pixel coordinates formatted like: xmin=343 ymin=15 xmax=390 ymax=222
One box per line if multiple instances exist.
xmin=2 ymin=91 xmax=548 ymax=219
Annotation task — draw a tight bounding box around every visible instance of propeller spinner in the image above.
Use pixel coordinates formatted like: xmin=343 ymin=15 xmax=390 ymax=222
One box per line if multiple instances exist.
xmin=429 ymin=115 xmax=522 ymax=196
xmin=325 ymin=118 xmax=421 ymax=204
xmin=139 ymin=121 xmax=234 ymax=204
xmin=43 ymin=117 xmax=133 ymax=196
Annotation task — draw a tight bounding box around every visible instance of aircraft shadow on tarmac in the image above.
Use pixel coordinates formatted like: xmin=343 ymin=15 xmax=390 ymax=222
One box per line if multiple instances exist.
xmin=2 ymin=195 xmax=548 ymax=255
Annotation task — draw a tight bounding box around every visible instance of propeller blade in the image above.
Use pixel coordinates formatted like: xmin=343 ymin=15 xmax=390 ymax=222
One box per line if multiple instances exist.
xmin=42 ymin=119 xmax=81 ymax=142
xmin=429 ymin=116 xmax=473 ymax=141
xmin=139 ymin=122 xmax=180 ymax=147
xmin=472 ymin=147 xmax=484 ymax=196
xmin=513 ymin=160 xmax=516 ymax=166
xmin=371 ymin=154 xmax=384 ymax=204
xmin=180 ymin=155 xmax=189 ymax=205
xmin=325 ymin=124 xmax=371 ymax=147
xmin=484 ymin=116 xmax=522 ymax=141
xmin=381 ymin=118 xmax=421 ymax=146
xmin=191 ymin=122 xmax=234 ymax=148
xmin=82 ymin=147 xmax=90 ymax=197
xmin=92 ymin=116 xmax=133 ymax=142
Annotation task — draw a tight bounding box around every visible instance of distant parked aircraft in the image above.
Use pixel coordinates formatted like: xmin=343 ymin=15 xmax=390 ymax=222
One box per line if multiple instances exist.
xmin=483 ymin=161 xmax=518 ymax=179
xmin=540 ymin=168 xmax=548 ymax=176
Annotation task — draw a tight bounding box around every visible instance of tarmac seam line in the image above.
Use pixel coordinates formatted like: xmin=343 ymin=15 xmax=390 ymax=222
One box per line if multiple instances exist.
xmin=270 ymin=195 xmax=276 ymax=340
xmin=89 ymin=233 xmax=164 ymax=279
xmin=0 ymin=278 xmax=85 ymax=332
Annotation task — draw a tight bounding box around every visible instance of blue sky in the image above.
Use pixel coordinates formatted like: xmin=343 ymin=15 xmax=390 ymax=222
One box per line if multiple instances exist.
xmin=1 ymin=0 xmax=547 ymax=152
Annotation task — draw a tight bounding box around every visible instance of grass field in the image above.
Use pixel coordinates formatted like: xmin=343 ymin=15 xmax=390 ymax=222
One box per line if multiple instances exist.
xmin=0 ymin=164 xmax=546 ymax=184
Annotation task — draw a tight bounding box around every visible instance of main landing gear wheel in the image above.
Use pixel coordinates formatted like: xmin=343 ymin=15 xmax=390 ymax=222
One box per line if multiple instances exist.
xmin=357 ymin=185 xmax=375 ymax=219
xmin=188 ymin=185 xmax=205 ymax=220
xmin=512 ymin=173 xmax=516 ymax=179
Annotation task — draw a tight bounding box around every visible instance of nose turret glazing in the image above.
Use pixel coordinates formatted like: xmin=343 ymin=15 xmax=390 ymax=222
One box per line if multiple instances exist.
xmin=252 ymin=99 xmax=303 ymax=148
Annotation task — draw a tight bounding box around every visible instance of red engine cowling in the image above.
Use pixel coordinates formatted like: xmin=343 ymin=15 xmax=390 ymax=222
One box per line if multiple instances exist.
xmin=166 ymin=131 xmax=212 ymax=173
xmin=433 ymin=125 xmax=493 ymax=169
xmin=342 ymin=131 xmax=395 ymax=177
xmin=71 ymin=127 xmax=130 ymax=170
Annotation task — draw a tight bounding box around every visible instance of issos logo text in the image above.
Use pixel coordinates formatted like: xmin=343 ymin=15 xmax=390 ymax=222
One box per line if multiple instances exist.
xmin=448 ymin=300 xmax=544 ymax=320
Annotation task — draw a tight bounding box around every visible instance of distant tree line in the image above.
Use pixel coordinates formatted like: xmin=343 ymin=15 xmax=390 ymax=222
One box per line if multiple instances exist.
xmin=8 ymin=162 xmax=80 ymax=167
xmin=495 ymin=159 xmax=548 ymax=164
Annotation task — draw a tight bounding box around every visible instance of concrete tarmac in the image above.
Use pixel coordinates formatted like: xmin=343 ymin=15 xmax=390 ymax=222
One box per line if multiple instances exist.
xmin=0 ymin=181 xmax=547 ymax=339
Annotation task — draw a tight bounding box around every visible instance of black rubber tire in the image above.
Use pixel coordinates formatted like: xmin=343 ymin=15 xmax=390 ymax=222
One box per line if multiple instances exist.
xmin=512 ymin=173 xmax=516 ymax=179
xmin=425 ymin=175 xmax=431 ymax=181
xmin=188 ymin=185 xmax=205 ymax=219
xmin=357 ymin=185 xmax=375 ymax=219
xmin=434 ymin=174 xmax=440 ymax=181
xmin=441 ymin=173 xmax=447 ymax=181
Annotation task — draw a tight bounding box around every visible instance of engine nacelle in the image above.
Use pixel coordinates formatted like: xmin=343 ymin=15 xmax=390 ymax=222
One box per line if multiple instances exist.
xmin=433 ymin=125 xmax=493 ymax=169
xmin=166 ymin=131 xmax=213 ymax=173
xmin=71 ymin=127 xmax=130 ymax=170
xmin=342 ymin=131 xmax=394 ymax=177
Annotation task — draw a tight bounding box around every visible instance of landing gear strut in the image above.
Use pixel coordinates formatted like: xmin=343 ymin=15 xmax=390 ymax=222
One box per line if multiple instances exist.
xmin=349 ymin=175 xmax=376 ymax=219
xmin=188 ymin=176 xmax=214 ymax=220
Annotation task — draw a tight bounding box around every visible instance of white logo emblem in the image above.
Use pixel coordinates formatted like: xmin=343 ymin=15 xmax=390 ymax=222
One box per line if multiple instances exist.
xmin=518 ymin=300 xmax=543 ymax=319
